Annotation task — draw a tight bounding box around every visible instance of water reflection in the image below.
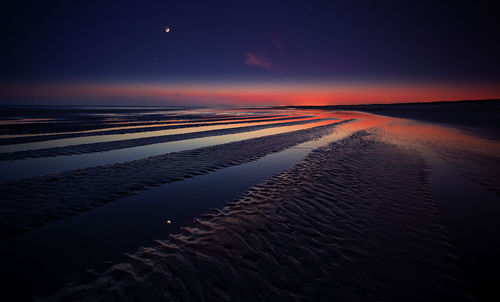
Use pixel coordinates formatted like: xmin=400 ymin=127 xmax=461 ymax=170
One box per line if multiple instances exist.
xmin=1 ymin=116 xmax=320 ymax=153
xmin=0 ymin=118 xmax=343 ymax=182
xmin=0 ymin=114 xmax=304 ymax=140
xmin=0 ymin=108 xmax=498 ymax=301
xmin=0 ymin=119 xmax=355 ymax=301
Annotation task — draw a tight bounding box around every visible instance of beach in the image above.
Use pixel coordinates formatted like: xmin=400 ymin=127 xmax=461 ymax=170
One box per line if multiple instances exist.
xmin=0 ymin=104 xmax=498 ymax=301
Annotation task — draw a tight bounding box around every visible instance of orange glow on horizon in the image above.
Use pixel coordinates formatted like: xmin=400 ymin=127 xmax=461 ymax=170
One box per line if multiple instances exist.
xmin=1 ymin=81 xmax=499 ymax=105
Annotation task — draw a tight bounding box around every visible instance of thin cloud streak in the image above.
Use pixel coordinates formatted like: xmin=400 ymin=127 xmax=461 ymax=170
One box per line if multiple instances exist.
xmin=245 ymin=52 xmax=271 ymax=69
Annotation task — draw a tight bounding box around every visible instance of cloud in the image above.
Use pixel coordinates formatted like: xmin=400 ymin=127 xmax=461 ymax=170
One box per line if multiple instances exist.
xmin=244 ymin=52 xmax=271 ymax=69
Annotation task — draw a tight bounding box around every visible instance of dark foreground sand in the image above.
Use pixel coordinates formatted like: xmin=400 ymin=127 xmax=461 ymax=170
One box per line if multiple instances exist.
xmin=41 ymin=131 xmax=470 ymax=301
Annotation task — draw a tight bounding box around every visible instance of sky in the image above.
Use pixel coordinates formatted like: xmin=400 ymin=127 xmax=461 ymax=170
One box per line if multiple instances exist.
xmin=1 ymin=0 xmax=499 ymax=106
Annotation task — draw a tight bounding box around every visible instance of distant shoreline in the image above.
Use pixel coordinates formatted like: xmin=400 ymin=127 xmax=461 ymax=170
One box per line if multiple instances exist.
xmin=287 ymin=99 xmax=500 ymax=140
xmin=285 ymin=98 xmax=500 ymax=110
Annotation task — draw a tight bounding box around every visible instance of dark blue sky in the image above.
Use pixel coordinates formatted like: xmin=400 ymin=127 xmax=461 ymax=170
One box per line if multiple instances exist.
xmin=1 ymin=0 xmax=499 ymax=105
xmin=2 ymin=0 xmax=499 ymax=82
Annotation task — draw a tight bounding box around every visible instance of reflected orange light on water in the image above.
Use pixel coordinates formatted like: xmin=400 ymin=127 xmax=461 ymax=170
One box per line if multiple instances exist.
xmin=323 ymin=110 xmax=500 ymax=159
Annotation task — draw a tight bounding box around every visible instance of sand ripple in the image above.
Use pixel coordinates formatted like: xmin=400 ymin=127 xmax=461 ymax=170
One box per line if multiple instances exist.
xmin=0 ymin=121 xmax=347 ymax=237
xmin=41 ymin=131 xmax=470 ymax=301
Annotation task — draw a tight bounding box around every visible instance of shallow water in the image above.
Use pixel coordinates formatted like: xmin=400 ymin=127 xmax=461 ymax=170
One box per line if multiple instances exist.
xmin=0 ymin=119 xmax=338 ymax=182
xmin=0 ymin=116 xmax=318 ymax=152
xmin=0 ymin=107 xmax=499 ymax=302
xmin=0 ymin=115 xmax=303 ymax=140
xmin=37 ymin=130 xmax=471 ymax=302
xmin=0 ymin=121 xmax=356 ymax=301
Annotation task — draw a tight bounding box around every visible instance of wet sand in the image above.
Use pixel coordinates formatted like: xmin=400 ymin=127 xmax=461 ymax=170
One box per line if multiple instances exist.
xmin=0 ymin=117 xmax=332 ymax=160
xmin=0 ymin=104 xmax=499 ymax=301
xmin=291 ymin=99 xmax=500 ymax=140
xmin=41 ymin=131 xmax=470 ymax=301
xmin=0 ymin=120 xmax=359 ymax=301
xmin=0 ymin=115 xmax=311 ymax=148
xmin=0 ymin=106 xmax=290 ymax=136
xmin=0 ymin=120 xmax=349 ymax=236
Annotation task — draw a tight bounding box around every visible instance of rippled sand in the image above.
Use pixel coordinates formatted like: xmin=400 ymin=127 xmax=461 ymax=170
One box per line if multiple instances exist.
xmin=0 ymin=120 xmax=348 ymax=236
xmin=42 ymin=131 xmax=470 ymax=301
xmin=1 ymin=106 xmax=498 ymax=301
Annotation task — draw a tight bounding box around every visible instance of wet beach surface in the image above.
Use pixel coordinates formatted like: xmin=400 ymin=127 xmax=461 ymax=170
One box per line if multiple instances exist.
xmin=0 ymin=105 xmax=498 ymax=301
